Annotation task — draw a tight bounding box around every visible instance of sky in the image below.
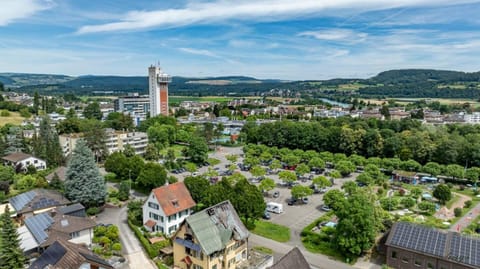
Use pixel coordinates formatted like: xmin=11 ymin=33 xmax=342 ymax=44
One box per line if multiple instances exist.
xmin=0 ymin=0 xmax=480 ymax=80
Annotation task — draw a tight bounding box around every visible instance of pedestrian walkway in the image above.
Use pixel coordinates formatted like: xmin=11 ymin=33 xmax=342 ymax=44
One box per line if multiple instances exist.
xmin=449 ymin=196 xmax=480 ymax=232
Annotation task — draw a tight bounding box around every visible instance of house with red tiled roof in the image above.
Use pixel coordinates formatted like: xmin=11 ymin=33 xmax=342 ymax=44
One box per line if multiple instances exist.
xmin=142 ymin=182 xmax=196 ymax=236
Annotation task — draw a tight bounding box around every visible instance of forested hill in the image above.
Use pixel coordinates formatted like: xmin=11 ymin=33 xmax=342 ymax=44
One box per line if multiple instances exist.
xmin=1 ymin=69 xmax=480 ymax=98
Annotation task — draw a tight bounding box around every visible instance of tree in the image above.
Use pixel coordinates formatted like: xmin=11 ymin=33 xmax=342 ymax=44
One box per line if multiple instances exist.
xmin=33 ymin=91 xmax=40 ymax=114
xmin=269 ymin=159 xmax=282 ymax=171
xmin=258 ymin=178 xmax=275 ymax=194
xmin=281 ymin=154 xmax=300 ymax=167
xmin=184 ymin=176 xmax=210 ymax=202
xmin=65 ymin=139 xmax=107 ymax=207
xmin=104 ymin=112 xmax=133 ymax=131
xmin=291 ymin=185 xmax=313 ymax=199
xmin=308 ymin=157 xmax=325 ymax=169
xmin=0 ymin=205 xmax=25 ymax=269
xmin=250 ymin=165 xmax=266 ymax=178
xmin=137 ymin=162 xmax=167 ymax=190
xmin=83 ymin=121 xmax=108 ymax=162
xmin=433 ymin=184 xmax=452 ymax=205
xmin=356 ymin=173 xmax=374 ymax=186
xmin=31 ymin=116 xmax=63 ymax=167
xmin=185 ymin=163 xmax=197 ymax=175
xmin=278 ymin=171 xmax=297 ymax=184
xmin=364 ymin=164 xmax=385 ymax=184
xmin=312 ymin=176 xmax=331 ymax=188
xmin=123 ymin=144 xmax=135 ymax=158
xmin=226 ymin=154 xmax=238 ymax=164
xmin=104 ymin=152 xmax=129 ymax=179
xmin=243 ymin=156 xmax=260 ymax=167
xmin=422 ymin=162 xmax=442 ymax=177
xmin=144 ymin=143 xmax=160 ymax=161
xmin=335 ymin=160 xmax=355 ymax=177
xmin=295 ymin=163 xmax=310 ymax=177
xmin=400 ymin=159 xmax=422 ymax=172
xmin=184 ymin=136 xmax=208 ymax=164
xmin=334 ymin=190 xmax=378 ymax=257
xmin=83 ymin=102 xmax=102 ymax=120
xmin=445 ymin=164 xmax=464 ymax=180
xmin=323 ymin=189 xmax=345 ymax=211
xmin=118 ymin=181 xmax=130 ymax=201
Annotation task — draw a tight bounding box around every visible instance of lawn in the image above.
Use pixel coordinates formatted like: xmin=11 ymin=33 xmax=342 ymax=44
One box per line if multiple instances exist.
xmin=0 ymin=111 xmax=27 ymax=126
xmin=446 ymin=193 xmax=461 ymax=209
xmin=169 ymin=96 xmax=235 ymax=103
xmin=252 ymin=220 xmax=290 ymax=243
xmin=159 ymin=144 xmax=186 ymax=158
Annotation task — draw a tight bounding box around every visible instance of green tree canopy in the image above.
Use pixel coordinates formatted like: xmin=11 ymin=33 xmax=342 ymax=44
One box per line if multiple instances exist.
xmin=0 ymin=205 xmax=25 ymax=269
xmin=184 ymin=136 xmax=208 ymax=164
xmin=258 ymin=178 xmax=275 ymax=193
xmin=65 ymin=139 xmax=107 ymax=207
xmin=278 ymin=170 xmax=297 ymax=183
xmin=137 ymin=162 xmax=167 ymax=190
xmin=433 ymin=184 xmax=452 ymax=205
xmin=184 ymin=176 xmax=210 ymax=202
xmin=83 ymin=102 xmax=102 ymax=120
xmin=291 ymin=185 xmax=313 ymax=199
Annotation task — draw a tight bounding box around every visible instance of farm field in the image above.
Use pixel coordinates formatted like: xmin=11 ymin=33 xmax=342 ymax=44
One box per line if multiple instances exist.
xmin=0 ymin=111 xmax=27 ymax=126
xmin=361 ymin=98 xmax=480 ymax=107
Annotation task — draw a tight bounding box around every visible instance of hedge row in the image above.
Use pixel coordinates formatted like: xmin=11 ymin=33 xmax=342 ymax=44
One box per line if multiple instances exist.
xmin=127 ymin=220 xmax=157 ymax=258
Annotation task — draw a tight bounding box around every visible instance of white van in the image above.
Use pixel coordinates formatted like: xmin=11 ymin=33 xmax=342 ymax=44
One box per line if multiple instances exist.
xmin=266 ymin=202 xmax=284 ymax=214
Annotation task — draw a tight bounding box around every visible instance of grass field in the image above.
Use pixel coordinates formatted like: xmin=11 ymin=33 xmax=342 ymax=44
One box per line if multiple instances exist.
xmin=0 ymin=111 xmax=27 ymax=126
xmin=360 ymin=98 xmax=480 ymax=107
xmin=252 ymin=220 xmax=290 ymax=242
xmin=159 ymin=144 xmax=186 ymax=158
xmin=169 ymin=96 xmax=235 ymax=103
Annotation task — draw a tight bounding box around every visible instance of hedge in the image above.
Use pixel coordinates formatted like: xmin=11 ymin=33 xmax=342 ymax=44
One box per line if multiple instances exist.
xmin=127 ymin=220 xmax=157 ymax=258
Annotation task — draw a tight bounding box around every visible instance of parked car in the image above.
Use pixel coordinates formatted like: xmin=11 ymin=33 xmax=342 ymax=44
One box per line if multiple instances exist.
xmin=263 ymin=211 xmax=271 ymax=220
xmin=273 ymin=191 xmax=280 ymax=198
xmin=320 ymin=205 xmax=331 ymax=212
xmin=287 ymin=197 xmax=297 ymax=206
xmin=302 ymin=197 xmax=309 ymax=204
xmin=287 ymin=181 xmax=299 ymax=189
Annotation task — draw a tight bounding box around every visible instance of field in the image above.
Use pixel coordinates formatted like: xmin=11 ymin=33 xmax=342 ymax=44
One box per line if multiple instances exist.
xmin=252 ymin=220 xmax=290 ymax=242
xmin=169 ymin=96 xmax=235 ymax=103
xmin=0 ymin=111 xmax=27 ymax=126
xmin=360 ymin=98 xmax=480 ymax=107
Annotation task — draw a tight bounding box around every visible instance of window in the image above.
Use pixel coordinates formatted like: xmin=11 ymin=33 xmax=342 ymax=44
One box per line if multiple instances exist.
xmin=148 ymin=202 xmax=159 ymax=210
xmin=193 ymin=265 xmax=203 ymax=269
xmin=70 ymin=231 xmax=80 ymax=238
xmin=427 ymin=262 xmax=434 ymax=269
xmin=168 ymin=214 xmax=177 ymax=222
xmin=415 ymin=259 xmax=422 ymax=267
xmin=391 ymin=251 xmax=397 ymax=259
xmin=212 ymin=265 xmax=217 ymax=269
xmin=402 ymin=257 xmax=409 ymax=263
xmin=34 ymin=160 xmax=38 ymax=164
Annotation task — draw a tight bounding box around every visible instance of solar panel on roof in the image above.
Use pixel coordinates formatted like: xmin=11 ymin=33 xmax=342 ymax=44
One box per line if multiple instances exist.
xmin=29 ymin=241 xmax=66 ymax=269
xmin=25 ymin=213 xmax=54 ymax=244
xmin=9 ymin=190 xmax=36 ymax=211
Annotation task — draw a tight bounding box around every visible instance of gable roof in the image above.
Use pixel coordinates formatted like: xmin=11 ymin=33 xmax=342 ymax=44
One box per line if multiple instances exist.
xmin=184 ymin=200 xmax=249 ymax=256
xmin=9 ymin=189 xmax=70 ymax=214
xmin=58 ymin=203 xmax=85 ymax=217
xmin=45 ymin=166 xmax=67 ymax=182
xmin=270 ymin=247 xmax=310 ymax=269
xmin=151 ymin=182 xmax=196 ymax=216
xmin=2 ymin=152 xmax=37 ymax=163
xmin=49 ymin=213 xmax=96 ymax=235
xmin=29 ymin=238 xmax=113 ymax=269
xmin=24 ymin=212 xmax=55 ymax=245
xmin=386 ymin=222 xmax=480 ymax=268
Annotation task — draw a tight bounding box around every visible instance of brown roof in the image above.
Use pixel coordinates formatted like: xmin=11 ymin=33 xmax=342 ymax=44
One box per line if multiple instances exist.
xmin=30 ymin=238 xmax=113 ymax=269
xmin=269 ymin=247 xmax=310 ymax=269
xmin=145 ymin=219 xmax=156 ymax=228
xmin=10 ymin=189 xmax=71 ymax=214
xmin=2 ymin=152 xmax=36 ymax=162
xmin=152 ymin=182 xmax=196 ymax=216
xmin=45 ymin=166 xmax=67 ymax=182
xmin=49 ymin=214 xmax=96 ymax=234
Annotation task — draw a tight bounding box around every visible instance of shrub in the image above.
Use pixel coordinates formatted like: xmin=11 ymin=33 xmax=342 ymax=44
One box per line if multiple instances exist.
xmin=112 ymin=243 xmax=122 ymax=252
xmin=401 ymin=197 xmax=416 ymax=208
xmin=377 ymin=187 xmax=384 ymax=196
xmin=464 ymin=200 xmax=473 ymax=208
xmin=454 ymin=207 xmax=462 ymax=217
xmin=87 ymin=207 xmax=100 ymax=216
xmin=128 ymin=220 xmax=157 ymax=258
xmin=418 ymin=201 xmax=436 ymax=214
xmin=0 ymin=110 xmax=10 ymax=117
xmin=104 ymin=172 xmax=117 ymax=182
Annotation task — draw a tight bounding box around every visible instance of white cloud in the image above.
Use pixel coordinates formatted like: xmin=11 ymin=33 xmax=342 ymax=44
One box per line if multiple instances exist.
xmin=76 ymin=0 xmax=479 ymax=34
xmin=178 ymin=47 xmax=220 ymax=58
xmin=0 ymin=0 xmax=54 ymax=26
xmin=299 ymin=29 xmax=368 ymax=43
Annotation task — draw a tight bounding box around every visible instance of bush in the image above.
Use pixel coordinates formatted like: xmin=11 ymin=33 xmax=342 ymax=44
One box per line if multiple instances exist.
xmin=464 ymin=200 xmax=473 ymax=208
xmin=87 ymin=207 xmax=100 ymax=216
xmin=128 ymin=220 xmax=157 ymax=258
xmin=104 ymin=172 xmax=117 ymax=182
xmin=401 ymin=197 xmax=416 ymax=208
xmin=112 ymin=243 xmax=122 ymax=252
xmin=0 ymin=110 xmax=10 ymax=117
xmin=454 ymin=207 xmax=462 ymax=217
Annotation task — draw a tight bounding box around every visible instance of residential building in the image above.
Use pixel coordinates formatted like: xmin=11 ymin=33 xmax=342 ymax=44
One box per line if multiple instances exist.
xmin=29 ymin=238 xmax=113 ymax=269
xmin=464 ymin=112 xmax=480 ymax=124
xmin=59 ymin=129 xmax=148 ymax=157
xmin=19 ymin=211 xmax=96 ymax=254
xmin=269 ymin=247 xmax=310 ymax=269
xmin=2 ymin=152 xmax=46 ymax=171
xmin=143 ymin=182 xmax=196 ymax=236
xmin=105 ymin=128 xmax=148 ymax=155
xmin=8 ymin=189 xmax=70 ymax=220
xmin=149 ymin=64 xmax=171 ymax=117
xmin=114 ymin=93 xmax=150 ymax=125
xmin=173 ymin=200 xmax=250 ymax=269
xmin=386 ymin=222 xmax=480 ymax=269
xmin=58 ymin=203 xmax=86 ymax=218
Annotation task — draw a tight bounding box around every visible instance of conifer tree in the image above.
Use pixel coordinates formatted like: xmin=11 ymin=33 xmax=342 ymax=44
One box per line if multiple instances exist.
xmin=0 ymin=205 xmax=25 ymax=269
xmin=65 ymin=139 xmax=106 ymax=207
xmin=32 ymin=116 xmax=64 ymax=167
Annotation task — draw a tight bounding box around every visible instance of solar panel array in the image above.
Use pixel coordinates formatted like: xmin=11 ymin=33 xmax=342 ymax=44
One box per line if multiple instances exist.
xmin=25 ymin=212 xmax=54 ymax=244
xmin=449 ymin=233 xmax=480 ymax=267
xmin=29 ymin=241 xmax=66 ymax=269
xmin=31 ymin=197 xmax=61 ymax=210
xmin=389 ymin=222 xmax=447 ymax=257
xmin=9 ymin=190 xmax=36 ymax=211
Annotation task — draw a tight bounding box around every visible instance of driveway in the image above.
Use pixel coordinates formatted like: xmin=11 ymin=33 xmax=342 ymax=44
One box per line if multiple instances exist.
xmin=450 ymin=195 xmax=480 ymax=232
xmin=96 ymin=206 xmax=156 ymax=269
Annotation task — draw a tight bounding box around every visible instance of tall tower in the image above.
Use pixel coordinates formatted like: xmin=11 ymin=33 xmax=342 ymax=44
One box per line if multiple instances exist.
xmin=148 ymin=64 xmax=171 ymax=117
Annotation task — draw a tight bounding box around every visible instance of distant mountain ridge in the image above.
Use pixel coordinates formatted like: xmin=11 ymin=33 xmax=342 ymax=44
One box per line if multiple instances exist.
xmin=1 ymin=69 xmax=479 ymax=98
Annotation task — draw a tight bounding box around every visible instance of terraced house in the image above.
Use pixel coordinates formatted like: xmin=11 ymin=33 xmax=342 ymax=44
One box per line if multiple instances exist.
xmin=173 ymin=200 xmax=249 ymax=269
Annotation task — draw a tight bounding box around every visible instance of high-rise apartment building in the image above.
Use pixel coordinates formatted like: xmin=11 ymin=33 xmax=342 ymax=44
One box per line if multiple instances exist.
xmin=148 ymin=65 xmax=171 ymax=117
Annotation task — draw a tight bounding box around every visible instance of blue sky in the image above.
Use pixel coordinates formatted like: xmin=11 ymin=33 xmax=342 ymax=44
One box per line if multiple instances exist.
xmin=1 ymin=0 xmax=480 ymax=80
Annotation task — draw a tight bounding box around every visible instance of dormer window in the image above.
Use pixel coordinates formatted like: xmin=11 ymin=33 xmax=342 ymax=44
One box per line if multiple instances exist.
xmin=172 ymin=200 xmax=179 ymax=207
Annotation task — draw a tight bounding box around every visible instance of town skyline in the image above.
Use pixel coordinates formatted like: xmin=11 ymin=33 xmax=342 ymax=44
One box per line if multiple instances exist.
xmin=1 ymin=0 xmax=480 ymax=80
